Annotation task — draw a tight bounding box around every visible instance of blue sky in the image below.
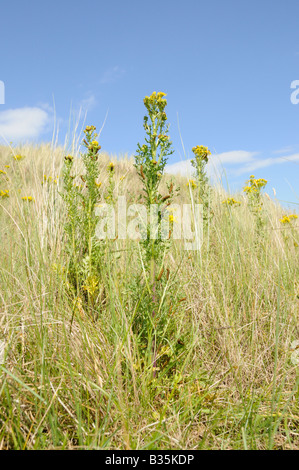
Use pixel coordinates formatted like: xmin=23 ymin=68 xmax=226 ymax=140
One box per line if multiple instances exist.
xmin=0 ymin=0 xmax=298 ymax=208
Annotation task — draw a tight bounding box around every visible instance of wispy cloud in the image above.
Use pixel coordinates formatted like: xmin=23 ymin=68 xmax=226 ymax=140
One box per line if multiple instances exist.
xmin=79 ymin=94 xmax=97 ymax=111
xmin=100 ymin=66 xmax=125 ymax=84
xmin=233 ymin=153 xmax=299 ymax=175
xmin=167 ymin=149 xmax=299 ymax=179
xmin=166 ymin=159 xmax=193 ymax=177
xmin=272 ymin=146 xmax=294 ymax=155
xmin=0 ymin=107 xmax=49 ymax=142
xmin=213 ymin=150 xmax=258 ymax=164
xmin=166 ymin=150 xmax=258 ymax=178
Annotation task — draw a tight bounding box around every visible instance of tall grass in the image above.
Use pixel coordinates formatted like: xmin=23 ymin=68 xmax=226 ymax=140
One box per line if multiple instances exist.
xmin=0 ymin=136 xmax=298 ymax=450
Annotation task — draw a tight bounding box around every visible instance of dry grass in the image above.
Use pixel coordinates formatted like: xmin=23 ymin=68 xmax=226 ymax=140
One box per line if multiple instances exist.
xmin=0 ymin=143 xmax=298 ymax=450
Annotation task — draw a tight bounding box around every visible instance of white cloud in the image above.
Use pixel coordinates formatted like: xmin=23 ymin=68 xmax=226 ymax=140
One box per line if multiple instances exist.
xmin=213 ymin=150 xmax=258 ymax=164
xmin=166 ymin=159 xmax=193 ymax=177
xmin=79 ymin=94 xmax=97 ymax=110
xmin=272 ymin=146 xmax=294 ymax=155
xmin=100 ymin=66 xmax=125 ymax=84
xmin=166 ymin=150 xmax=258 ymax=178
xmin=0 ymin=107 xmax=49 ymax=142
xmin=278 ymin=153 xmax=299 ymax=163
xmin=233 ymin=153 xmax=299 ymax=175
xmin=167 ymin=149 xmax=299 ymax=180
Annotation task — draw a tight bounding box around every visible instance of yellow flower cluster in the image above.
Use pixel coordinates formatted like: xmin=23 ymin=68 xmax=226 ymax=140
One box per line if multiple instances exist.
xmin=187 ymin=179 xmax=197 ymax=189
xmin=143 ymin=91 xmax=167 ymax=115
xmin=82 ymin=276 xmax=99 ymax=296
xmin=280 ymin=214 xmax=298 ymax=224
xmin=168 ymin=214 xmax=178 ymax=224
xmin=243 ymin=175 xmax=267 ymax=194
xmin=0 ymin=170 xmax=7 ymax=175
xmin=192 ymin=145 xmax=211 ymax=163
xmin=13 ymin=154 xmax=25 ymax=161
xmin=43 ymin=175 xmax=58 ymax=185
xmin=84 ymin=125 xmax=96 ymax=134
xmin=222 ymin=198 xmax=241 ymax=206
xmin=0 ymin=189 xmax=9 ymax=198
xmin=21 ymin=196 xmax=35 ymax=202
xmin=89 ymin=140 xmax=101 ymax=152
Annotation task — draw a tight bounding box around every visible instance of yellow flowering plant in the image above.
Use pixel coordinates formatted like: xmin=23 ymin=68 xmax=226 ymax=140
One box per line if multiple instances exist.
xmin=243 ymin=175 xmax=267 ymax=233
xmin=21 ymin=196 xmax=35 ymax=202
xmin=279 ymin=214 xmax=298 ymax=247
xmin=135 ymin=91 xmax=177 ymax=262
xmin=187 ymin=179 xmax=197 ymax=190
xmin=13 ymin=154 xmax=25 ymax=161
xmin=190 ymin=145 xmax=212 ymax=226
xmin=0 ymin=189 xmax=9 ymax=198
xmin=222 ymin=198 xmax=241 ymax=207
xmin=105 ymin=161 xmax=116 ymax=204
xmin=60 ymin=125 xmax=104 ymax=318
xmin=133 ymin=91 xmax=181 ymax=377
xmin=280 ymin=214 xmax=298 ymax=224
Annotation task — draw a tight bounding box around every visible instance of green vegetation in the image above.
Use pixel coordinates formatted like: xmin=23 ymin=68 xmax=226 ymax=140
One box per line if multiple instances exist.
xmin=0 ymin=93 xmax=298 ymax=450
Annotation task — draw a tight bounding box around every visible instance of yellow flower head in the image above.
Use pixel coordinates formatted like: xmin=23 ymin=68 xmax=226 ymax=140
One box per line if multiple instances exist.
xmin=13 ymin=154 xmax=25 ymax=161
xmin=43 ymin=174 xmax=58 ymax=185
xmin=222 ymin=198 xmax=241 ymax=206
xmin=168 ymin=214 xmax=177 ymax=224
xmin=187 ymin=179 xmax=197 ymax=189
xmin=108 ymin=161 xmax=115 ymax=172
xmin=280 ymin=214 xmax=298 ymax=224
xmin=243 ymin=185 xmax=252 ymax=194
xmin=255 ymin=178 xmax=268 ymax=188
xmin=192 ymin=145 xmax=211 ymax=162
xmin=0 ymin=189 xmax=9 ymax=198
xmin=84 ymin=125 xmax=96 ymax=133
xmin=21 ymin=196 xmax=35 ymax=202
xmin=144 ymin=91 xmax=167 ymax=114
xmin=88 ymin=141 xmax=101 ymax=153
xmin=243 ymin=176 xmax=267 ymax=193
xmin=82 ymin=276 xmax=99 ymax=296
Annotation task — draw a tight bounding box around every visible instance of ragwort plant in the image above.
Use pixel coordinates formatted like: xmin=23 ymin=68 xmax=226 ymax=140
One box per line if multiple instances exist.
xmin=243 ymin=175 xmax=267 ymax=235
xmin=134 ymin=92 xmax=182 ymax=376
xmin=0 ymin=165 xmax=9 ymax=200
xmin=279 ymin=213 xmax=298 ymax=248
xmin=60 ymin=126 xmax=104 ymax=317
xmin=190 ymin=145 xmax=212 ymax=227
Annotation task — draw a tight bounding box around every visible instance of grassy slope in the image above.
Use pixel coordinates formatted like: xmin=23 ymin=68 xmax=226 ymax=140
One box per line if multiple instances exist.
xmin=0 ymin=144 xmax=298 ymax=450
